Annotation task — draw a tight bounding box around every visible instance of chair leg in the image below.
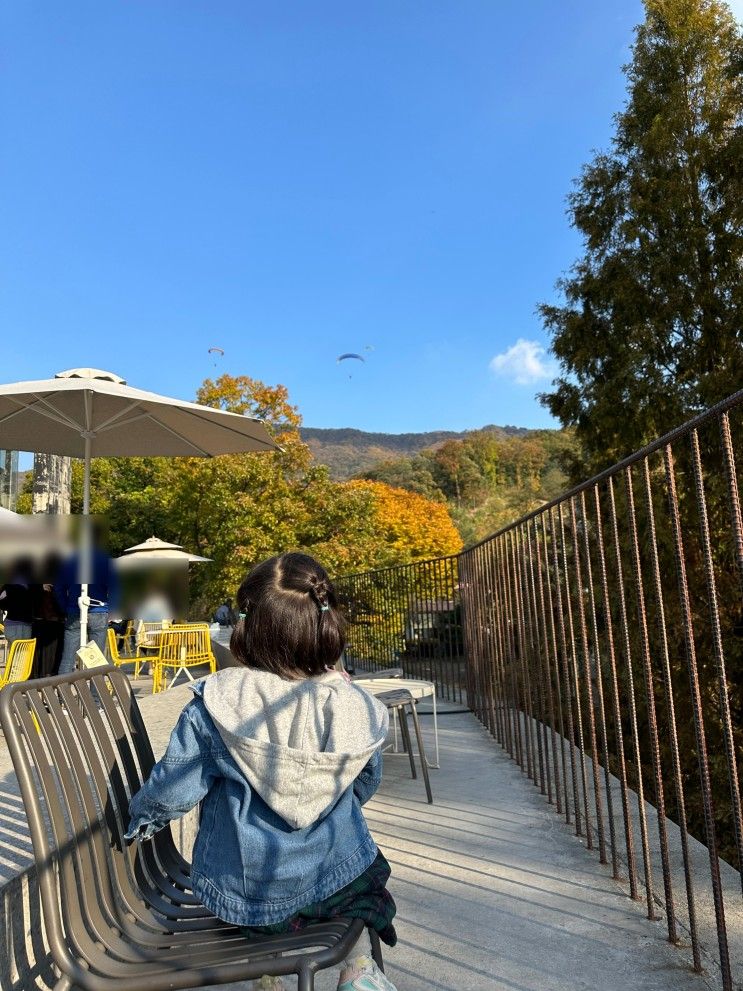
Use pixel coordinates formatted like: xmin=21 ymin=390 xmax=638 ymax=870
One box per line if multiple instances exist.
xmin=408 ymin=700 xmax=433 ymax=804
xmin=369 ymin=926 xmax=385 ymax=971
xmin=398 ymin=706 xmax=417 ymax=780
xmin=297 ymin=964 xmax=315 ymax=991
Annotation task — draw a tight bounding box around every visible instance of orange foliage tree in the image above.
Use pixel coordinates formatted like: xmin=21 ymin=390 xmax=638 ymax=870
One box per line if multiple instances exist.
xmin=345 ymin=480 xmax=462 ymax=569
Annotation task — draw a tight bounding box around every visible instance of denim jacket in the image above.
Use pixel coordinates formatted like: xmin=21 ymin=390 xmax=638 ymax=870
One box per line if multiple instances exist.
xmin=126 ymin=667 xmax=389 ymax=927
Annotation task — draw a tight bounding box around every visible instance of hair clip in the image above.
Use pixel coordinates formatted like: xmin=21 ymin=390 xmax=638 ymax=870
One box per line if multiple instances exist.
xmin=238 ymin=611 xmax=247 ymax=619
xmin=320 ymin=604 xmax=330 ymax=612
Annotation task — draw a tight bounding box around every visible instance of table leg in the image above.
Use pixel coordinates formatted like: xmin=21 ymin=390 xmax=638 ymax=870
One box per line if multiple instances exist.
xmin=425 ymin=690 xmax=440 ymax=770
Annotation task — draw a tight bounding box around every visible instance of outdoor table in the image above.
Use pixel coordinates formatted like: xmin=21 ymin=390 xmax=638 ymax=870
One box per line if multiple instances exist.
xmin=355 ymin=676 xmax=440 ymax=768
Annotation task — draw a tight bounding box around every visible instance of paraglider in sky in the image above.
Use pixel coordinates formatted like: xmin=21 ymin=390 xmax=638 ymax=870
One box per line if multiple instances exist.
xmin=336 ymin=351 xmax=366 ymax=378
xmin=336 ymin=352 xmax=365 ymax=379
xmin=208 ymin=346 xmax=224 ymax=368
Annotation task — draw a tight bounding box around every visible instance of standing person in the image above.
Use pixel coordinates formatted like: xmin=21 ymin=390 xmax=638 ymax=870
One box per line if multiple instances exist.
xmin=54 ymin=542 xmax=119 ymax=675
xmin=127 ymin=552 xmax=398 ymax=991
xmin=0 ymin=558 xmax=34 ymax=649
xmin=30 ymin=555 xmax=65 ymax=678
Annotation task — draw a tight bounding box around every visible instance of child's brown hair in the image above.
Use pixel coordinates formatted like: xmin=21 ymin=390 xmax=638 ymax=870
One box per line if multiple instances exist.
xmin=230 ymin=552 xmax=346 ymax=678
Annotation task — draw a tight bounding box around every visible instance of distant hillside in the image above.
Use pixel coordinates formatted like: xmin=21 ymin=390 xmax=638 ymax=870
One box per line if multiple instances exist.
xmin=300 ymin=424 xmax=534 ymax=480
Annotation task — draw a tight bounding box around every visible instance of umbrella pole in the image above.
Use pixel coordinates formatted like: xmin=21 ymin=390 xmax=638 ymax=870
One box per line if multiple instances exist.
xmin=79 ymin=435 xmax=92 ymax=648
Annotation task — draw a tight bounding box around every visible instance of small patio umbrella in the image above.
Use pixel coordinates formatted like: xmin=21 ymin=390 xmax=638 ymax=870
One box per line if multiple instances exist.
xmin=0 ymin=368 xmax=277 ymax=645
xmin=116 ymin=535 xmax=211 ymax=570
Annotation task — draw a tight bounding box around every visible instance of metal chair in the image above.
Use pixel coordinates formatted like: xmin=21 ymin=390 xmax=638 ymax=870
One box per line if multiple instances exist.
xmin=106 ymin=627 xmax=151 ymax=679
xmin=153 ymin=625 xmax=216 ymax=693
xmin=0 ymin=666 xmax=384 ymax=991
xmin=136 ymin=620 xmax=169 ymax=646
xmin=375 ymin=688 xmax=433 ymax=804
xmin=115 ymin=619 xmax=136 ymax=653
xmin=0 ymin=636 xmax=36 ymax=688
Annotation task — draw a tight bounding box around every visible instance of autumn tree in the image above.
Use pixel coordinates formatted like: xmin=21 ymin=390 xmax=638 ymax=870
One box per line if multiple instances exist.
xmin=67 ymin=375 xmax=464 ymax=613
xmin=356 ymin=429 xmax=575 ymax=545
xmin=345 ymin=480 xmax=462 ymax=568
xmin=540 ymin=0 xmax=743 ymax=474
xmin=357 ymin=456 xmax=443 ymax=501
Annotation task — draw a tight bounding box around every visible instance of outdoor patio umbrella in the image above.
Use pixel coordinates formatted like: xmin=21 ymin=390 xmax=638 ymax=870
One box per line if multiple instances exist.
xmin=0 ymin=367 xmax=277 ymax=645
xmin=116 ymin=535 xmax=211 ymax=570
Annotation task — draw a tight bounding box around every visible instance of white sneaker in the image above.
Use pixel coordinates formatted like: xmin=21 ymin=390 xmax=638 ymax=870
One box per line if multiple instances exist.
xmin=252 ymin=977 xmax=285 ymax=990
xmin=337 ymin=955 xmax=398 ymax=991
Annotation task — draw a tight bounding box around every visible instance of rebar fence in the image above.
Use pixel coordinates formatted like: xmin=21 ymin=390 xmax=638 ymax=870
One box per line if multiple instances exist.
xmin=335 ymin=556 xmax=465 ymax=703
xmin=336 ymin=388 xmax=743 ymax=988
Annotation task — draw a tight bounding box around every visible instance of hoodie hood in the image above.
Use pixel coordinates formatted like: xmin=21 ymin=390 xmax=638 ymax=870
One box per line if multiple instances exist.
xmin=198 ymin=667 xmax=389 ymax=829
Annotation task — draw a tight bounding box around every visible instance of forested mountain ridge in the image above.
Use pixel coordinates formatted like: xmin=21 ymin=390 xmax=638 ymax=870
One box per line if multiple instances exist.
xmin=300 ymin=423 xmax=536 ymax=480
xmin=299 ymin=423 xmax=576 ymax=545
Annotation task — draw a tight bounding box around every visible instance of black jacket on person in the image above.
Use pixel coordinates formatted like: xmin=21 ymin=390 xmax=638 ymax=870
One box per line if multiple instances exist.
xmin=0 ymin=583 xmax=33 ymax=624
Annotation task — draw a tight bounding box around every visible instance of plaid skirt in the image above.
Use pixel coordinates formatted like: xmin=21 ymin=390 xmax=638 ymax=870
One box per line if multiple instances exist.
xmin=240 ymin=850 xmax=397 ymax=947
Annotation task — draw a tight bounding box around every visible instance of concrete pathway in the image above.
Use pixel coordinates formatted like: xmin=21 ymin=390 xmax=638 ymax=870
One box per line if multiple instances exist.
xmin=350 ymin=710 xmax=714 ymax=991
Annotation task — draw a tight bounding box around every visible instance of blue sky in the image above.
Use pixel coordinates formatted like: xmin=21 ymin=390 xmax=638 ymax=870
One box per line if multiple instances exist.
xmin=1 ymin=1 xmax=678 ymax=440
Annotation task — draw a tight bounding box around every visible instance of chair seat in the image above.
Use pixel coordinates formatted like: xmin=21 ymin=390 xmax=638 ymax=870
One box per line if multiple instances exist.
xmin=63 ymin=914 xmax=364 ymax=989
xmin=374 ymin=688 xmax=415 ymax=708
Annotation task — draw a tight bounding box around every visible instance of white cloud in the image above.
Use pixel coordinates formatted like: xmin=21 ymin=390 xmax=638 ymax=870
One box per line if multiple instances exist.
xmin=489 ymin=339 xmax=554 ymax=385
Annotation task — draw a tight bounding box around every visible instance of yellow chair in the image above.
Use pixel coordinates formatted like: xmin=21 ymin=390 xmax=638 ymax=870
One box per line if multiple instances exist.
xmin=106 ymin=627 xmax=152 ymax=679
xmin=136 ymin=620 xmax=170 ymax=648
xmin=0 ymin=638 xmax=36 ymax=688
xmin=115 ymin=620 xmax=136 ymax=654
xmin=152 ymin=625 xmax=216 ymax=693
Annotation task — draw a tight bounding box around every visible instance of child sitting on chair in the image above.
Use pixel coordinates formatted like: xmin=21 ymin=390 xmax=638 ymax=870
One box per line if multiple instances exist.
xmin=126 ymin=552 xmax=398 ymax=991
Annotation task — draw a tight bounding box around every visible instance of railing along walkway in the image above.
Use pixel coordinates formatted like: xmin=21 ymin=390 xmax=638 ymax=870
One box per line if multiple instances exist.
xmin=337 ymin=388 xmax=743 ymax=989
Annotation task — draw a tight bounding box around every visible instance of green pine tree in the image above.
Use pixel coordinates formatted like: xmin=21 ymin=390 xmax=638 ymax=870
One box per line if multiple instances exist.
xmin=540 ymin=0 xmax=743 ymax=474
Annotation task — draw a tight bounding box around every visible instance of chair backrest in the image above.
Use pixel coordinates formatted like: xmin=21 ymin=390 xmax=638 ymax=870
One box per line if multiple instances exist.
xmin=1 ymin=637 xmax=36 ymax=686
xmin=106 ymin=626 xmax=121 ymax=663
xmin=159 ymin=627 xmax=213 ymax=666
xmin=0 ymin=667 xmax=165 ymax=984
xmin=115 ymin=619 xmax=135 ymax=643
xmin=135 ymin=620 xmax=169 ymax=649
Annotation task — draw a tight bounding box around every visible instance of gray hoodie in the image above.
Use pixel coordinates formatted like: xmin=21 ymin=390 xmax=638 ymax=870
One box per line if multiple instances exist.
xmin=201 ymin=667 xmax=389 ymax=829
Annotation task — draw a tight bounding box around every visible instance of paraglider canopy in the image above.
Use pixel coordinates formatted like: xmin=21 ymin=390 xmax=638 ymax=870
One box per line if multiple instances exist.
xmin=336 ymin=352 xmax=366 ymax=379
